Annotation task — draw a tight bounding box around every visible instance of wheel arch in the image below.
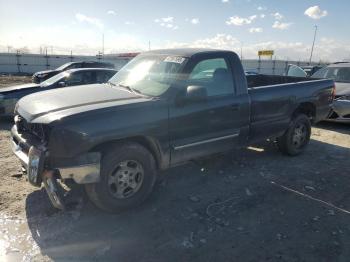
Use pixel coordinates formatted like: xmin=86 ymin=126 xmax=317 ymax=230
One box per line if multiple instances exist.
xmin=89 ymin=136 xmax=165 ymax=170
xmin=293 ymin=102 xmax=316 ymax=123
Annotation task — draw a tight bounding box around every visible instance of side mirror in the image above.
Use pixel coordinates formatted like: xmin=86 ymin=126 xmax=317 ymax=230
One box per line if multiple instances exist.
xmin=58 ymin=81 xmax=67 ymax=87
xmin=185 ymin=85 xmax=207 ymax=103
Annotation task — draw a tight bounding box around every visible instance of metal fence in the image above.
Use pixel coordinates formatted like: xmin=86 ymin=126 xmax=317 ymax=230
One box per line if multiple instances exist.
xmin=0 ymin=53 xmax=133 ymax=74
xmin=0 ymin=52 xmax=325 ymax=75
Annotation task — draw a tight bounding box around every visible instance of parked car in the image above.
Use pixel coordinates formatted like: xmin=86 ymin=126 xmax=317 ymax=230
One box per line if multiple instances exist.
xmin=286 ymin=64 xmax=324 ymax=77
xmin=288 ymin=62 xmax=350 ymax=123
xmin=11 ymin=48 xmax=334 ymax=212
xmin=32 ymin=61 xmax=115 ymax=83
xmin=287 ymin=65 xmax=323 ymax=77
xmin=0 ymin=68 xmax=117 ymax=117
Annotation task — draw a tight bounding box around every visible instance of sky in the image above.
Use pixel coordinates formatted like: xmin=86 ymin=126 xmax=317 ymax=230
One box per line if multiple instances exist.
xmin=0 ymin=0 xmax=349 ymax=62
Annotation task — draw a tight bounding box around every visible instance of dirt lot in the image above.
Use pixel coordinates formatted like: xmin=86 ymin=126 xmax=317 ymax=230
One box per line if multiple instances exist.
xmin=0 ymin=75 xmax=31 ymax=88
xmin=0 ymin=76 xmax=350 ymax=261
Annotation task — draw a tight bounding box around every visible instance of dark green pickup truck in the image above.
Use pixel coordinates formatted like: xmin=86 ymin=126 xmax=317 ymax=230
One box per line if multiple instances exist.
xmin=11 ymin=49 xmax=335 ymax=212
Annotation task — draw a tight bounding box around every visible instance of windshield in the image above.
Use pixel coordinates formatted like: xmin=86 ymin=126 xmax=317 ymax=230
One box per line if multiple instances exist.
xmin=108 ymin=55 xmax=187 ymax=96
xmin=56 ymin=62 xmax=73 ymax=71
xmin=311 ymin=66 xmax=350 ymax=83
xmin=41 ymin=72 xmax=69 ymax=86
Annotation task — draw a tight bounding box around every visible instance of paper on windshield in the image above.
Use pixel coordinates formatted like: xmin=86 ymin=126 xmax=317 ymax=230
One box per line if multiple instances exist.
xmin=164 ymin=56 xmax=186 ymax=64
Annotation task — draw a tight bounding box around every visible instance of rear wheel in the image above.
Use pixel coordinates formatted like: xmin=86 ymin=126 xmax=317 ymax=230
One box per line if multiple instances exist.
xmin=85 ymin=142 xmax=157 ymax=212
xmin=277 ymin=114 xmax=311 ymax=156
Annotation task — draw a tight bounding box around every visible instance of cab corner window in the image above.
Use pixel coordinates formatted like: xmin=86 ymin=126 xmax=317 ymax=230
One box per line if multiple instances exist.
xmin=188 ymin=58 xmax=234 ymax=96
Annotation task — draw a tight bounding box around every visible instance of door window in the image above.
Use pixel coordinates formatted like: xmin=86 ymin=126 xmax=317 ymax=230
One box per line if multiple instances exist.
xmin=188 ymin=58 xmax=234 ymax=96
xmin=65 ymin=71 xmax=95 ymax=86
xmin=96 ymin=71 xmax=114 ymax=83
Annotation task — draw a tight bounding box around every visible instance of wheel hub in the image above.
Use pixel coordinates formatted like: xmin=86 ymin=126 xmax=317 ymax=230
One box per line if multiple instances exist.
xmin=108 ymin=160 xmax=144 ymax=199
xmin=292 ymin=123 xmax=307 ymax=148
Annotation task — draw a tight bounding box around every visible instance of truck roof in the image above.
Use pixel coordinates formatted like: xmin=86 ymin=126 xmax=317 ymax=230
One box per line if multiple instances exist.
xmin=65 ymin=68 xmax=117 ymax=73
xmin=143 ymin=48 xmax=234 ymax=57
xmin=329 ymin=62 xmax=350 ymax=67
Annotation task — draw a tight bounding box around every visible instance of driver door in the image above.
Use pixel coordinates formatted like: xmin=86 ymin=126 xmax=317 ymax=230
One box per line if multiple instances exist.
xmin=169 ymin=55 xmax=243 ymax=165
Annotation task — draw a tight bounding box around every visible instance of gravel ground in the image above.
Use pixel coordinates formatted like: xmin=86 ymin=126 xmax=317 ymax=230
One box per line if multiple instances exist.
xmin=0 ymin=76 xmax=350 ymax=261
xmin=0 ymin=75 xmax=31 ymax=88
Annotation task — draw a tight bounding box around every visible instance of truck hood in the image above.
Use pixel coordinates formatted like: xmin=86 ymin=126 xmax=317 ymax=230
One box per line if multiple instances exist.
xmin=335 ymin=82 xmax=350 ymax=97
xmin=17 ymin=83 xmax=150 ymax=123
xmin=0 ymin=83 xmax=40 ymax=94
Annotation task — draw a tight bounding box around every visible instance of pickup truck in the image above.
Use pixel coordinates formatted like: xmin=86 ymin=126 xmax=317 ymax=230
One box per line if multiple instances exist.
xmin=11 ymin=49 xmax=335 ymax=212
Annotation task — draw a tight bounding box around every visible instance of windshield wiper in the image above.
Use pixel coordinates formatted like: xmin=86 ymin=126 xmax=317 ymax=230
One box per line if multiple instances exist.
xmin=118 ymin=83 xmax=143 ymax=95
xmin=107 ymin=81 xmax=117 ymax=87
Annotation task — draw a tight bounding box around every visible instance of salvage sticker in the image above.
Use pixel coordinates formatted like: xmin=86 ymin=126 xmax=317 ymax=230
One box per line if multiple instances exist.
xmin=164 ymin=56 xmax=186 ymax=64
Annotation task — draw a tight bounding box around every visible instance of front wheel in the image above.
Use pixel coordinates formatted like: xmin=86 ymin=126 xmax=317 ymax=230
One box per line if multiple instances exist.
xmin=277 ymin=114 xmax=311 ymax=156
xmin=85 ymin=142 xmax=157 ymax=212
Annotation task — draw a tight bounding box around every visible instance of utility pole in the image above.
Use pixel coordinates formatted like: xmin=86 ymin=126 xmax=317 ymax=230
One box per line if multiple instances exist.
xmin=148 ymin=40 xmax=151 ymax=51
xmin=309 ymin=25 xmax=318 ymax=64
xmin=240 ymin=44 xmax=243 ymax=60
xmin=102 ymin=33 xmax=105 ymax=55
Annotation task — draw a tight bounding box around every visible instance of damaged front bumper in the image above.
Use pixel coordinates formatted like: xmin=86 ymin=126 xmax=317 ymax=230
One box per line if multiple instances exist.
xmin=11 ymin=125 xmax=101 ymax=209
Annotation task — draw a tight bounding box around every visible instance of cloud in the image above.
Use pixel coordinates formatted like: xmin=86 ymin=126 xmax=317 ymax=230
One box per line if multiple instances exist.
xmin=272 ymin=21 xmax=292 ymax=30
xmin=3 ymin=30 xmax=349 ymax=62
xmin=156 ymin=16 xmax=174 ymax=23
xmin=222 ymin=0 xmax=229 ymax=3
xmin=154 ymin=16 xmax=178 ymax=29
xmin=271 ymin=12 xmax=283 ymax=20
xmin=163 ymin=34 xmax=348 ymax=62
xmin=107 ymin=10 xmax=116 ymax=16
xmin=249 ymin=27 xmax=263 ymax=33
xmin=125 ymin=21 xmax=135 ymax=25
xmin=226 ymin=15 xmax=257 ymax=26
xmin=75 ymin=13 xmax=104 ymax=29
xmin=257 ymin=6 xmax=266 ymax=11
xmin=164 ymin=34 xmax=240 ymax=50
xmin=304 ymin=6 xmax=328 ymax=19
xmin=190 ymin=18 xmax=200 ymax=25
xmin=260 ymin=14 xmax=266 ymax=18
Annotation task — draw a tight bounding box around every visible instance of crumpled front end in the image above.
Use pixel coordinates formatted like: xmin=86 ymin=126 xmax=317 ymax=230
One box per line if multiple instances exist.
xmin=11 ymin=114 xmax=101 ymax=210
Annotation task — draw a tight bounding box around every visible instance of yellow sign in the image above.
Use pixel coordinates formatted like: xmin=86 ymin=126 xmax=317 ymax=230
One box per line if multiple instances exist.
xmin=258 ymin=50 xmax=274 ymax=56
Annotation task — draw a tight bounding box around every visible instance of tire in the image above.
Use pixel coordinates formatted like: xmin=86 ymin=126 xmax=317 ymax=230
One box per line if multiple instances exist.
xmin=85 ymin=142 xmax=157 ymax=212
xmin=277 ymin=114 xmax=311 ymax=156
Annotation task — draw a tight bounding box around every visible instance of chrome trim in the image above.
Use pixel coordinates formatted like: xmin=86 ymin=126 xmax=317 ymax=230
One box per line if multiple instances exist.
xmin=11 ymin=140 xmax=29 ymax=169
xmin=174 ymin=133 xmax=239 ymax=150
xmin=59 ymin=163 xmax=100 ymax=184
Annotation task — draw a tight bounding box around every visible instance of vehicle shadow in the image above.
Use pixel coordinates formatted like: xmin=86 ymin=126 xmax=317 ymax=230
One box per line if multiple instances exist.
xmin=25 ymin=138 xmax=350 ymax=262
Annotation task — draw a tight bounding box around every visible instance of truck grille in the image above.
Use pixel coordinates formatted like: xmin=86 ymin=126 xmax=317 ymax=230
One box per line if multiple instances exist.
xmin=15 ymin=115 xmax=46 ymax=141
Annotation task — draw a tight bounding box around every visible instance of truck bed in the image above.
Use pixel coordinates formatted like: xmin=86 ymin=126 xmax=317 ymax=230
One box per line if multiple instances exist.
xmin=245 ymin=74 xmax=334 ymax=142
xmin=246 ymin=74 xmax=315 ymax=89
